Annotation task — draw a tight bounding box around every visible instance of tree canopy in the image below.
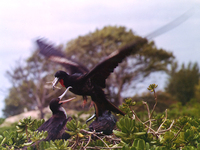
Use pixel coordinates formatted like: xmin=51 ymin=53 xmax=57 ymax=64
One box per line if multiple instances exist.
xmin=165 ymin=62 xmax=200 ymax=105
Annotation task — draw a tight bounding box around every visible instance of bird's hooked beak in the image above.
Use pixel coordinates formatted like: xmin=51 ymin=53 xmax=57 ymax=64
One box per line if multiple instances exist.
xmin=52 ymin=77 xmax=60 ymax=90
xmin=58 ymin=86 xmax=75 ymax=104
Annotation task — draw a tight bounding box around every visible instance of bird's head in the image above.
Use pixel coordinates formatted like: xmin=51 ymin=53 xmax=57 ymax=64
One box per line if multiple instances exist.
xmin=50 ymin=86 xmax=75 ymax=116
xmin=52 ymin=70 xmax=69 ymax=90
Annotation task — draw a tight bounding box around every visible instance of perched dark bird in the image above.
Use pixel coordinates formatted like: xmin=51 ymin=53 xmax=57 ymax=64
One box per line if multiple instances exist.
xmin=88 ymin=110 xmax=117 ymax=135
xmin=37 ymin=87 xmax=75 ymax=141
xmin=36 ymin=38 xmax=148 ymax=119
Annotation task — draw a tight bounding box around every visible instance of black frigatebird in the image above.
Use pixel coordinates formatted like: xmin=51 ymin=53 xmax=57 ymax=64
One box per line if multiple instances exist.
xmin=36 ymin=38 xmax=147 ymax=118
xmin=36 ymin=9 xmax=193 ymax=119
xmin=37 ymin=86 xmax=75 ymax=141
xmin=88 ymin=110 xmax=117 ymax=135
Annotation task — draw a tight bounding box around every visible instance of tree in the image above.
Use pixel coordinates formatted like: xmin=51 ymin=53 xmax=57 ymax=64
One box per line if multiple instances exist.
xmin=131 ymin=91 xmax=176 ymax=113
xmin=192 ymin=78 xmax=200 ymax=103
xmin=165 ymin=62 xmax=200 ymax=105
xmin=64 ymin=26 xmax=174 ymax=105
xmin=3 ymin=53 xmax=64 ymax=118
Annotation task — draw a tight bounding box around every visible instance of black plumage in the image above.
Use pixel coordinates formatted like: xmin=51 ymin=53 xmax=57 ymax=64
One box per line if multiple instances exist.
xmin=36 ymin=38 xmax=148 ymax=119
xmin=88 ymin=110 xmax=117 ymax=135
xmin=37 ymin=87 xmax=74 ymax=141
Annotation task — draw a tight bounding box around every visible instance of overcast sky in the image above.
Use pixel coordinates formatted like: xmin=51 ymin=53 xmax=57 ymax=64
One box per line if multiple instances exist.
xmin=0 ymin=0 xmax=199 ymax=117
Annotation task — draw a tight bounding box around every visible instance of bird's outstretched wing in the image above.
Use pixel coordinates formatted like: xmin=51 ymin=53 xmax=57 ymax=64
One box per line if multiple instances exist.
xmin=81 ymin=38 xmax=148 ymax=88
xmin=80 ymin=8 xmax=194 ymax=88
xmin=36 ymin=39 xmax=89 ymax=75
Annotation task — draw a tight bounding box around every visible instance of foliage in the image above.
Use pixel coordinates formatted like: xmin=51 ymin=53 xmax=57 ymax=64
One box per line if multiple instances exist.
xmin=194 ymin=80 xmax=200 ymax=103
xmin=166 ymin=99 xmax=200 ymax=119
xmin=1 ymin=84 xmax=200 ymax=149
xmin=131 ymin=91 xmax=176 ymax=114
xmin=0 ymin=118 xmax=5 ymax=125
xmin=165 ymin=62 xmax=200 ymax=105
xmin=16 ymin=116 xmax=44 ymax=135
xmin=0 ymin=123 xmax=17 ymax=136
xmin=113 ymin=115 xmax=146 ymax=144
xmin=0 ymin=117 xmax=47 ymax=149
xmin=65 ymin=119 xmax=86 ymax=138
xmin=27 ymin=140 xmax=70 ymax=150
xmin=164 ymin=71 xmax=200 ymax=119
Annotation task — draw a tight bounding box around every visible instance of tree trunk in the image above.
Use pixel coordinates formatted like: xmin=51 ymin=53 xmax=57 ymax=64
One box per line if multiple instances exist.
xmin=38 ymin=106 xmax=44 ymax=119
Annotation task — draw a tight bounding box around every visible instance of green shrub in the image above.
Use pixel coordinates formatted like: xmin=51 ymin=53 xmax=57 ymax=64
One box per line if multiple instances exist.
xmin=1 ymin=84 xmax=200 ymax=149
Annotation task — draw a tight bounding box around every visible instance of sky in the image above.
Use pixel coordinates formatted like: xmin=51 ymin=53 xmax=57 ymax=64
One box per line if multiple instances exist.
xmin=0 ymin=0 xmax=199 ymax=117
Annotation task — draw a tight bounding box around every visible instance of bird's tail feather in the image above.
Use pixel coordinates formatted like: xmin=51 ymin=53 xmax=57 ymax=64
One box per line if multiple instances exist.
xmin=92 ymin=94 xmax=125 ymax=118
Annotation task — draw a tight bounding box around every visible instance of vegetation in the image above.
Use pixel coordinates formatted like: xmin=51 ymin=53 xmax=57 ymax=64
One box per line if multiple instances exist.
xmin=1 ymin=84 xmax=200 ymax=149
xmin=165 ymin=62 xmax=200 ymax=105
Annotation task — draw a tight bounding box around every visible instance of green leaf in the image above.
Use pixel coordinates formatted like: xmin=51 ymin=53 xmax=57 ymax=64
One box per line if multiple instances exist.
xmin=113 ymin=130 xmax=127 ymax=137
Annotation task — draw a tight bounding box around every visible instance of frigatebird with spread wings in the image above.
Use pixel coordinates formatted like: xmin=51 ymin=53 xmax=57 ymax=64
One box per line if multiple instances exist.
xmin=36 ymin=9 xmax=193 ymax=119
xmin=36 ymin=38 xmax=145 ymax=118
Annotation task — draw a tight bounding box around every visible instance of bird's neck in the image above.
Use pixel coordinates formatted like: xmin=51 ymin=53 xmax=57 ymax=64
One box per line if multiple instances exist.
xmin=59 ymin=79 xmax=66 ymax=87
xmin=53 ymin=107 xmax=67 ymax=119
xmin=62 ymin=75 xmax=71 ymax=87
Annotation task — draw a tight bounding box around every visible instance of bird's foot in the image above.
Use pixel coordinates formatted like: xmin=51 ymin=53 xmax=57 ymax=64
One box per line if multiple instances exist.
xmin=89 ymin=101 xmax=94 ymax=108
xmin=82 ymin=99 xmax=87 ymax=108
xmin=82 ymin=96 xmax=87 ymax=108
